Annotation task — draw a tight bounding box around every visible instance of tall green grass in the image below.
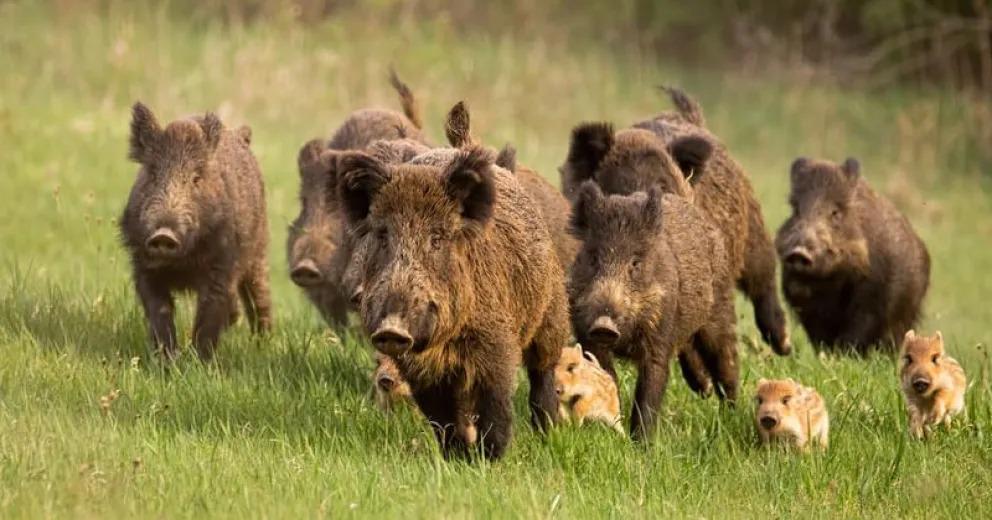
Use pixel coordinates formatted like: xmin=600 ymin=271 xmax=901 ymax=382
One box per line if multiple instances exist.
xmin=1 ymin=1 xmax=990 ymax=518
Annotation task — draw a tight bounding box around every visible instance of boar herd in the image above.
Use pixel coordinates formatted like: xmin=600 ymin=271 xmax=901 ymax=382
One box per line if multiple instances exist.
xmin=120 ymin=72 xmax=956 ymax=458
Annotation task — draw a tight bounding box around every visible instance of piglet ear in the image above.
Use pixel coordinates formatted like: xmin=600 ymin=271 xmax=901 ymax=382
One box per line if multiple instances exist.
xmin=842 ymin=157 xmax=861 ymax=182
xmin=129 ymin=101 xmax=162 ymax=164
xmin=582 ymin=350 xmax=602 ymax=368
xmin=444 ymin=101 xmax=474 ymax=148
xmin=444 ymin=146 xmax=496 ymax=229
xmin=563 ymin=122 xmax=614 ymax=192
xmin=338 ymin=152 xmax=390 ymax=224
xmin=668 ymin=134 xmax=712 ymax=183
xmin=569 ymin=180 xmax=605 ymax=238
xmin=199 ymin=112 xmax=224 ymax=152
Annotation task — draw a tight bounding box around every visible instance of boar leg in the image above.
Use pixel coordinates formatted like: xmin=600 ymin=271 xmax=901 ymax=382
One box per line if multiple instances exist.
xmin=135 ymin=273 xmax=178 ymax=360
xmin=630 ymin=343 xmax=673 ymax=441
xmin=411 ymin=381 xmax=463 ymax=457
xmin=739 ymin=222 xmax=790 ymax=355
xmin=239 ymin=261 xmax=273 ymax=333
xmin=677 ymin=347 xmax=713 ymax=397
xmin=473 ymin=377 xmax=514 ymax=460
xmin=526 ymin=288 xmax=569 ymax=430
xmin=192 ymin=277 xmax=235 ymax=361
xmin=526 ymin=367 xmax=558 ymax=432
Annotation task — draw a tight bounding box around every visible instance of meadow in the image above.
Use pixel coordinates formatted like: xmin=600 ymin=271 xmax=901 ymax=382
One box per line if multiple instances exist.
xmin=1 ymin=1 xmax=991 ymax=518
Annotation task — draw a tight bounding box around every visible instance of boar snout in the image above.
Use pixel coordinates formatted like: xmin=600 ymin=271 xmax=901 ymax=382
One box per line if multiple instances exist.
xmin=759 ymin=415 xmax=779 ymax=430
xmin=912 ymin=377 xmax=931 ymax=394
xmin=145 ymin=227 xmax=181 ymax=257
xmin=784 ymin=246 xmax=814 ymax=270
xmin=371 ymin=314 xmax=415 ymax=356
xmin=588 ymin=315 xmax=621 ymax=344
xmin=290 ymin=258 xmax=323 ymax=287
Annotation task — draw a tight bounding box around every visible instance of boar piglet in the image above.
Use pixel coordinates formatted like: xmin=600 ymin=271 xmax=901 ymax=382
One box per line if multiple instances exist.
xmin=776 ymin=158 xmax=930 ymax=352
xmin=287 ymin=71 xmax=430 ymax=327
xmin=337 ymin=146 xmax=570 ymax=459
xmin=568 ymin=182 xmax=739 ymax=440
xmin=561 ymin=87 xmax=790 ymax=356
xmin=120 ymin=102 xmax=271 ymax=360
xmin=900 ymin=330 xmax=966 ymax=438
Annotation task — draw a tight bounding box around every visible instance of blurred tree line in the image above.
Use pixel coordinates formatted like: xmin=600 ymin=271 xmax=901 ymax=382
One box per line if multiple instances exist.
xmin=167 ymin=0 xmax=992 ymax=95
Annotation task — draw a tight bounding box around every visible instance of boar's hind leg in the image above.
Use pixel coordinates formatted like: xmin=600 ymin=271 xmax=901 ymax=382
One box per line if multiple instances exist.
xmin=678 ymin=347 xmax=713 ymax=397
xmin=239 ymin=261 xmax=273 ymax=333
xmin=695 ymin=292 xmax=740 ymax=402
xmin=135 ymin=273 xmax=178 ymax=360
xmin=740 ymin=215 xmax=791 ymax=355
xmin=526 ymin=289 xmax=569 ymax=430
xmin=630 ymin=343 xmax=673 ymax=441
xmin=192 ymin=278 xmax=236 ymax=361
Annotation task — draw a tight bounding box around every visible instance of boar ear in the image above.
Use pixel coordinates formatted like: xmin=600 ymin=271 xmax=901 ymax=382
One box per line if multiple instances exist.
xmin=790 ymin=157 xmax=811 ymax=183
xmin=297 ymin=139 xmax=327 ymax=176
xmin=444 ymin=146 xmax=496 ymax=228
xmin=339 ymin=152 xmax=390 ymax=223
xmin=444 ymin=101 xmax=473 ymax=148
xmin=129 ymin=101 xmax=162 ymax=164
xmin=565 ymin=122 xmax=614 ymax=186
xmin=569 ymin=180 xmax=605 ymax=237
xmin=756 ymin=378 xmax=767 ymax=388
xmin=904 ymin=329 xmax=916 ymax=343
xmin=199 ymin=112 xmax=223 ymax=152
xmin=842 ymin=157 xmax=860 ymax=182
xmin=495 ymin=144 xmax=517 ymax=172
xmin=668 ymin=134 xmax=712 ymax=183
xmin=644 ymin=187 xmax=665 ymax=228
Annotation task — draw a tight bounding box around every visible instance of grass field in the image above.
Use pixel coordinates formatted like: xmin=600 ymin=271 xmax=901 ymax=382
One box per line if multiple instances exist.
xmin=2 ymin=1 xmax=992 ymax=518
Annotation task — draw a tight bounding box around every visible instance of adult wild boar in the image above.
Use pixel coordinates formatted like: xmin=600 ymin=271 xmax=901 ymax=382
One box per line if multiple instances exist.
xmin=287 ymin=71 xmax=430 ymax=327
xmin=561 ymin=88 xmax=790 ymax=356
xmin=120 ymin=102 xmax=271 ymax=360
xmin=569 ymin=182 xmax=738 ymax=439
xmin=337 ymin=145 xmax=569 ymax=459
xmin=776 ymin=157 xmax=930 ymax=351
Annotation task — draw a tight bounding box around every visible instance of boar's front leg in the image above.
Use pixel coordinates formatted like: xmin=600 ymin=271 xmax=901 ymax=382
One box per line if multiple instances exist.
xmin=630 ymin=336 xmax=674 ymax=441
xmin=411 ymin=380 xmax=462 ymax=457
xmin=473 ymin=356 xmax=516 ymax=459
xmin=239 ymin=260 xmax=273 ymax=333
xmin=526 ymin=291 xmax=568 ymax=431
xmin=135 ymin=272 xmax=178 ymax=360
xmin=192 ymin=270 xmax=236 ymax=361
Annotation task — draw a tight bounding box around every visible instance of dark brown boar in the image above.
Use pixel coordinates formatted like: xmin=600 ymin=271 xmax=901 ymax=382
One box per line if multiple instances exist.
xmin=561 ymin=88 xmax=790 ymax=356
xmin=443 ymin=101 xmax=578 ymax=268
xmin=775 ymin=157 xmax=930 ymax=352
xmin=336 ymin=146 xmax=570 ymax=459
xmin=286 ymin=72 xmax=430 ymax=327
xmin=120 ymin=102 xmax=271 ymax=360
xmin=568 ymin=182 xmax=739 ymax=439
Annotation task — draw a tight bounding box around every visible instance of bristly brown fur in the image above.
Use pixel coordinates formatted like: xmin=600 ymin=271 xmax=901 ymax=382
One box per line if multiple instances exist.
xmin=120 ymin=102 xmax=271 ymax=361
xmin=776 ymin=157 xmax=930 ymax=352
xmin=561 ymin=88 xmax=791 ymax=356
xmin=568 ymin=181 xmax=737 ymax=439
xmin=338 ymin=148 xmax=570 ymax=460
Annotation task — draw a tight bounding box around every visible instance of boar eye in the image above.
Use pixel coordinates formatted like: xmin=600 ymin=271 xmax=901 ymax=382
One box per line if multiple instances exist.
xmin=830 ymin=206 xmax=842 ymax=221
xmin=932 ymin=354 xmax=940 ymax=365
xmin=429 ymin=231 xmax=445 ymax=250
xmin=903 ymin=355 xmax=912 ymax=365
xmin=756 ymin=396 xmax=763 ymax=404
xmin=566 ymin=363 xmax=578 ymax=373
xmin=782 ymin=396 xmax=791 ymax=405
xmin=192 ymin=173 xmax=202 ymax=186
xmin=375 ymin=226 xmax=388 ymax=241
xmin=629 ymin=257 xmax=642 ymax=276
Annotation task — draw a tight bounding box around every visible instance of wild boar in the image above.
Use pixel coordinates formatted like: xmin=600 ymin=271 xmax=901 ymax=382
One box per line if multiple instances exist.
xmin=336 ymin=145 xmax=570 ymax=459
xmin=561 ymin=88 xmax=790 ymax=356
xmin=776 ymin=157 xmax=930 ymax=351
xmin=568 ymin=182 xmax=738 ymax=439
xmin=120 ymin=102 xmax=271 ymax=360
xmin=900 ymin=330 xmax=966 ymax=438
xmin=287 ymin=72 xmax=430 ymax=327
xmin=755 ymin=378 xmax=829 ymax=451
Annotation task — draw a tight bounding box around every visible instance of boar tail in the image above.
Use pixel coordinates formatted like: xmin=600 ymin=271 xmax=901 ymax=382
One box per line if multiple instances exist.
xmin=660 ymin=86 xmax=705 ymax=127
xmin=389 ymin=67 xmax=424 ymax=130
